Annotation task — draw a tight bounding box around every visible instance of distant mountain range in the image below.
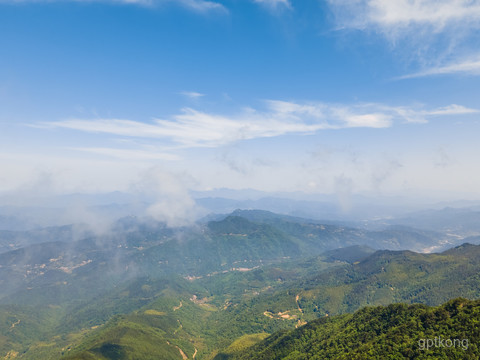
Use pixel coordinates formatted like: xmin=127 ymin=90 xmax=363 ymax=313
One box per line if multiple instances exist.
xmin=2 ymin=189 xmax=480 ymax=231
xmin=0 ymin=210 xmax=461 ymax=303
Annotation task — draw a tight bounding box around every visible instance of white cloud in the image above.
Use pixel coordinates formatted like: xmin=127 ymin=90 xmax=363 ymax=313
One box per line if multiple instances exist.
xmin=44 ymin=107 xmax=329 ymax=148
xmin=388 ymin=104 xmax=478 ymax=123
xmin=133 ymin=167 xmax=202 ymax=227
xmin=176 ymin=0 xmax=226 ymax=13
xmin=252 ymin=0 xmax=292 ymax=11
xmin=328 ymin=0 xmax=480 ymax=35
xmin=179 ymin=91 xmax=206 ymax=99
xmin=399 ymin=57 xmax=480 ymax=78
xmin=263 ymin=100 xmax=393 ymax=128
xmin=345 ymin=113 xmax=392 ymax=128
xmin=43 ymin=101 xmax=478 ymax=149
xmin=328 ymin=106 xmax=393 ymax=128
xmin=43 ymin=118 xmax=170 ymax=138
xmin=426 ymin=104 xmax=478 ymax=116
xmin=327 ymin=1 xmax=480 ymax=77
xmin=0 ymin=0 xmax=227 ymax=12
xmin=264 ymin=100 xmax=325 ymax=118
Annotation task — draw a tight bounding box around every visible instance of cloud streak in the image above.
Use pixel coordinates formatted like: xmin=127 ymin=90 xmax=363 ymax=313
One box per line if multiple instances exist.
xmin=179 ymin=91 xmax=206 ymax=99
xmin=398 ymin=58 xmax=480 ymax=78
xmin=43 ymin=100 xmax=478 ymax=149
xmin=175 ymin=0 xmax=226 ymax=13
xmin=0 ymin=0 xmax=227 ymax=12
xmin=327 ymin=0 xmax=480 ymax=77
xmin=252 ymin=0 xmax=292 ymax=11
xmin=133 ymin=167 xmax=202 ymax=227
xmin=328 ymin=0 xmax=480 ymax=35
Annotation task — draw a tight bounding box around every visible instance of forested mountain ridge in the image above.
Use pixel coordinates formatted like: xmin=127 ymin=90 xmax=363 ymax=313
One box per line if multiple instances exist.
xmin=0 ymin=211 xmax=451 ymax=307
xmin=219 ymin=297 xmax=480 ymax=360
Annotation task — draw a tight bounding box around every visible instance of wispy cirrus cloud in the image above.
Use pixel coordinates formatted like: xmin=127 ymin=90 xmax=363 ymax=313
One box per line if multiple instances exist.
xmin=179 ymin=91 xmax=206 ymax=99
xmin=425 ymin=104 xmax=478 ymax=116
xmin=252 ymin=0 xmax=292 ymax=11
xmin=0 ymin=0 xmax=227 ymax=13
xmin=328 ymin=0 xmax=480 ymax=36
xmin=43 ymin=100 xmax=478 ymax=149
xmin=175 ymin=0 xmax=226 ymax=13
xmin=265 ymin=100 xmax=393 ymax=128
xmin=366 ymin=103 xmax=478 ymax=124
xmin=44 ymin=108 xmax=330 ymax=149
xmin=266 ymin=100 xmax=477 ymax=126
xmin=327 ymin=0 xmax=480 ymax=77
xmin=398 ymin=57 xmax=480 ymax=78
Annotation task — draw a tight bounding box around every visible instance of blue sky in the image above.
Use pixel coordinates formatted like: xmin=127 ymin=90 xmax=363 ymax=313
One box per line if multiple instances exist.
xmin=1 ymin=0 xmax=480 ymax=202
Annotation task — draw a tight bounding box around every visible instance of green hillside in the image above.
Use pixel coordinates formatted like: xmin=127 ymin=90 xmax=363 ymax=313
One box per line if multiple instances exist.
xmin=207 ymin=242 xmax=480 ymax=335
xmin=293 ymin=243 xmax=480 ymax=315
xmin=23 ymin=243 xmax=480 ymax=359
xmin=221 ymin=298 xmax=480 ymax=360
